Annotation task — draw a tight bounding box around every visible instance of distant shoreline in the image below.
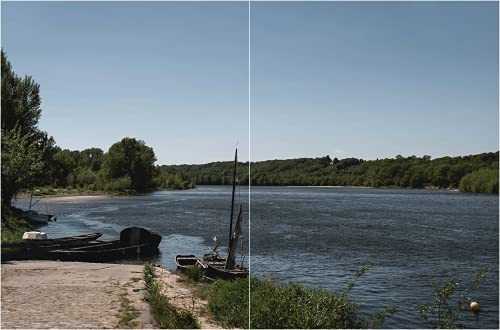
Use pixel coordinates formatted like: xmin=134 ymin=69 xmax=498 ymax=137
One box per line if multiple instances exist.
xmin=282 ymin=185 xmax=460 ymax=192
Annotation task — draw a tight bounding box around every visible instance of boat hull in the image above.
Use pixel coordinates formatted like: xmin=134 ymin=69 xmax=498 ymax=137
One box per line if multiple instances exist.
xmin=204 ymin=262 xmax=248 ymax=280
xmin=175 ymin=255 xmax=199 ymax=272
xmin=46 ymin=228 xmax=162 ymax=262
xmin=48 ymin=242 xmax=160 ymax=262
xmin=1 ymin=233 xmax=103 ymax=261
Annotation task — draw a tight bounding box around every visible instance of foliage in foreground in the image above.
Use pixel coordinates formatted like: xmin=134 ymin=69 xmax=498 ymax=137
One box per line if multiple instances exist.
xmin=1 ymin=205 xmax=33 ymax=243
xmin=206 ymin=272 xmax=395 ymax=329
xmin=143 ymin=264 xmax=200 ymax=329
xmin=418 ymin=269 xmax=488 ymax=329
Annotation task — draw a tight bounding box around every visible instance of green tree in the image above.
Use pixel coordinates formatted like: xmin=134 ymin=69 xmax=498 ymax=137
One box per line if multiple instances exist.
xmin=1 ymin=129 xmax=45 ymax=204
xmin=102 ymin=137 xmax=157 ymax=192
xmin=79 ymin=148 xmax=104 ymax=171
xmin=1 ymin=50 xmax=42 ymax=135
xmin=1 ymin=50 xmax=50 ymax=205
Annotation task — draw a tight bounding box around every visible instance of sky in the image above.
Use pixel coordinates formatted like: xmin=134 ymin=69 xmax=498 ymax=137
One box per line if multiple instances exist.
xmin=2 ymin=1 xmax=249 ymax=164
xmin=252 ymin=2 xmax=499 ymax=161
xmin=2 ymin=2 xmax=498 ymax=164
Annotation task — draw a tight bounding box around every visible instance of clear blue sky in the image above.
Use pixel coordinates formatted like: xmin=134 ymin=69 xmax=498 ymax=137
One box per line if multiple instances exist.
xmin=2 ymin=2 xmax=498 ymax=164
xmin=2 ymin=1 xmax=249 ymax=164
xmin=252 ymin=1 xmax=498 ymax=161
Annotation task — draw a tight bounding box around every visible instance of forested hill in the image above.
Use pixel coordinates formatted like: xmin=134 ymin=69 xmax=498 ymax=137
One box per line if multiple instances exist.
xmin=160 ymin=152 xmax=499 ymax=193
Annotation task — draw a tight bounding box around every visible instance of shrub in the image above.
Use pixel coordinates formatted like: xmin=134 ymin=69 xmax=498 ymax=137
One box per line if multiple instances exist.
xmin=205 ymin=275 xmax=394 ymax=329
xmin=207 ymin=278 xmax=249 ymax=328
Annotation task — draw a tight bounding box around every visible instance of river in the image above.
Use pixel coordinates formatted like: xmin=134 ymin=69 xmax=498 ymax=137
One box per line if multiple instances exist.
xmin=16 ymin=186 xmax=498 ymax=328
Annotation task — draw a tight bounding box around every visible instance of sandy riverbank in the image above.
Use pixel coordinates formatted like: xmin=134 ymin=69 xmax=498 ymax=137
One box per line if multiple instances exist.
xmin=1 ymin=261 xmax=218 ymax=329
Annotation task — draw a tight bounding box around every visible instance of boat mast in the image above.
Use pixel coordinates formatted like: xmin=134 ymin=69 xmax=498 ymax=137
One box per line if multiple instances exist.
xmin=226 ymin=205 xmax=243 ymax=269
xmin=227 ymin=148 xmax=238 ymax=256
xmin=28 ymin=191 xmax=33 ymax=210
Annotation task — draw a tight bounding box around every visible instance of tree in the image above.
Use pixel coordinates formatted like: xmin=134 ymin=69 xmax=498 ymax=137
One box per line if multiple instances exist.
xmin=1 ymin=129 xmax=45 ymax=204
xmin=102 ymin=137 xmax=157 ymax=192
xmin=1 ymin=50 xmax=42 ymax=135
xmin=79 ymin=148 xmax=104 ymax=171
xmin=1 ymin=51 xmax=50 ymax=205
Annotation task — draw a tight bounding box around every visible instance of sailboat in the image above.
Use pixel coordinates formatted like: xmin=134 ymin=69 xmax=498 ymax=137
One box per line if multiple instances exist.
xmin=182 ymin=148 xmax=248 ymax=280
xmin=203 ymin=148 xmax=248 ymax=280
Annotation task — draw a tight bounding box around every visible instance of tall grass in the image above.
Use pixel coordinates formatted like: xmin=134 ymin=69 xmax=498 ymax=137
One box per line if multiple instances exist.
xmin=143 ymin=264 xmax=200 ymax=329
xmin=205 ymin=276 xmax=394 ymax=329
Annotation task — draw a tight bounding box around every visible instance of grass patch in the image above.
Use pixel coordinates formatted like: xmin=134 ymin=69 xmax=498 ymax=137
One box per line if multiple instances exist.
xmin=117 ymin=290 xmax=140 ymax=328
xmin=144 ymin=264 xmax=200 ymax=329
xmin=183 ymin=266 xmax=204 ymax=282
xmin=206 ymin=278 xmax=249 ymax=328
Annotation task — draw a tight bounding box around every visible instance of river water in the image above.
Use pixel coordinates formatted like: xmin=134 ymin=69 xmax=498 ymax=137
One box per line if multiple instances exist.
xmin=16 ymin=186 xmax=498 ymax=328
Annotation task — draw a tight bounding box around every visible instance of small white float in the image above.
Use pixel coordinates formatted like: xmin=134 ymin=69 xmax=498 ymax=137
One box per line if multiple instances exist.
xmin=22 ymin=231 xmax=48 ymax=240
xmin=470 ymin=301 xmax=480 ymax=313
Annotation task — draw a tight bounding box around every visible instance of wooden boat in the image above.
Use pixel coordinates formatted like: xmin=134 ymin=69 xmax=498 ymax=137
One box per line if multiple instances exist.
xmin=46 ymin=227 xmax=161 ymax=262
xmin=3 ymin=233 xmax=102 ymax=249
xmin=2 ymin=233 xmax=102 ymax=261
xmin=204 ymin=263 xmax=248 ymax=280
xmin=175 ymin=255 xmax=200 ymax=272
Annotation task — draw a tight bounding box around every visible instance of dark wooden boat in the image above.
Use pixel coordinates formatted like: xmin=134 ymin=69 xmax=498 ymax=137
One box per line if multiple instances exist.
xmin=205 ymin=263 xmax=248 ymax=280
xmin=175 ymin=255 xmax=200 ymax=272
xmin=46 ymin=227 xmax=161 ymax=262
xmin=2 ymin=233 xmax=103 ymax=261
xmin=2 ymin=233 xmax=102 ymax=249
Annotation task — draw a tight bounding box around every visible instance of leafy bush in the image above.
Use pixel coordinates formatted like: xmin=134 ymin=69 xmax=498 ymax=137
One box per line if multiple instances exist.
xmin=207 ymin=278 xmax=249 ymax=328
xmin=250 ymin=279 xmax=364 ymax=329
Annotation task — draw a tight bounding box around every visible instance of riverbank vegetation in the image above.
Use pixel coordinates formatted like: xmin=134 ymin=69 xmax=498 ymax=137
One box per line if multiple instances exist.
xmin=165 ymin=152 xmax=498 ymax=193
xmin=183 ymin=268 xmax=394 ymax=329
xmin=1 ymin=205 xmax=33 ymax=243
xmin=143 ymin=264 xmax=200 ymax=329
xmin=418 ymin=269 xmax=487 ymax=328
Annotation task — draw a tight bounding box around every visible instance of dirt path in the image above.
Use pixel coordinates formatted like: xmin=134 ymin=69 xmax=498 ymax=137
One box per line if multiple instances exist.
xmin=1 ymin=261 xmax=154 ymax=329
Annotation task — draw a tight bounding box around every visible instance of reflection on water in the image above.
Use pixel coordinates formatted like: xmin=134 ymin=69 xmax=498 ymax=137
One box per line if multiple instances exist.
xmin=15 ymin=186 xmax=498 ymax=329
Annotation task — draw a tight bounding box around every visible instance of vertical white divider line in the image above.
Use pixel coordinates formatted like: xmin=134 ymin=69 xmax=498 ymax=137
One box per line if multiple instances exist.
xmin=248 ymin=0 xmax=252 ymax=328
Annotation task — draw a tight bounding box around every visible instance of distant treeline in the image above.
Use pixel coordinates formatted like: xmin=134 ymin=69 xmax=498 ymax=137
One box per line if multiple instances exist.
xmin=163 ymin=152 xmax=499 ymax=193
